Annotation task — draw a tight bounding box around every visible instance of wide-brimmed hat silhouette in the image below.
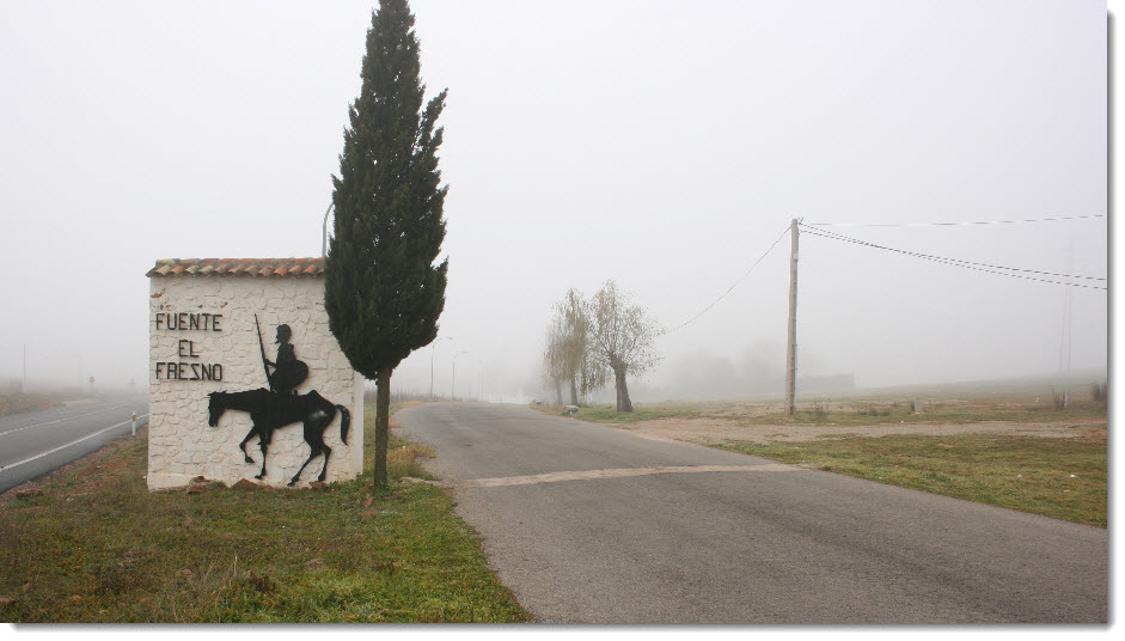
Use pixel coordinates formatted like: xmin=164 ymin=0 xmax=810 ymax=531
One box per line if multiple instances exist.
xmin=275 ymin=324 xmax=292 ymax=344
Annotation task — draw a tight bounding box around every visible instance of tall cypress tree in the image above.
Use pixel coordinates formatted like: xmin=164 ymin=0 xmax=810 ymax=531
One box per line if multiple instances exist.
xmin=326 ymin=0 xmax=448 ymax=489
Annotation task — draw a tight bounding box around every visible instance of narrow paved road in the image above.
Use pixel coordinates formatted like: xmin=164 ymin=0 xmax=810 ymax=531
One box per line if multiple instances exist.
xmin=399 ymin=402 xmax=1107 ymax=624
xmin=0 ymin=393 xmax=148 ymax=493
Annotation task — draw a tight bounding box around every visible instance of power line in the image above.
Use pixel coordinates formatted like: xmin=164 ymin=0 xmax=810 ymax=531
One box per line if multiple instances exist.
xmin=801 ymin=224 xmax=1106 ymax=281
xmin=805 ymin=213 xmax=1105 ymax=228
xmin=661 ymin=223 xmax=791 ymax=336
xmin=800 ymin=224 xmax=1108 ymax=291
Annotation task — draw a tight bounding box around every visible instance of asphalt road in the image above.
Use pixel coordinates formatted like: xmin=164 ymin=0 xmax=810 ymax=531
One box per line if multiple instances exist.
xmin=398 ymin=402 xmax=1108 ymax=624
xmin=0 ymin=393 xmax=148 ymax=494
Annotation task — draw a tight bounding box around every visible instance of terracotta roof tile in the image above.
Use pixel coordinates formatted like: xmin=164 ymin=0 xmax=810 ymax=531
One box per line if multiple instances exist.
xmin=146 ymin=258 xmax=325 ymax=278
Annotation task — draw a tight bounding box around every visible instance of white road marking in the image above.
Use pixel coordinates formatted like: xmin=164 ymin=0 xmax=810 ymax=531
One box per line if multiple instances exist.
xmin=0 ymin=403 xmax=137 ymax=438
xmin=0 ymin=414 xmax=148 ymax=472
xmin=462 ymin=463 xmax=798 ymax=488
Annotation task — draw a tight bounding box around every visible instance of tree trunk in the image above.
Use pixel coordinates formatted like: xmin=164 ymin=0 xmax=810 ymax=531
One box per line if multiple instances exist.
xmin=614 ymin=366 xmax=633 ymax=412
xmin=554 ymin=378 xmax=563 ymax=405
xmin=375 ymin=368 xmax=392 ymax=488
xmin=569 ymin=377 xmax=579 ymax=406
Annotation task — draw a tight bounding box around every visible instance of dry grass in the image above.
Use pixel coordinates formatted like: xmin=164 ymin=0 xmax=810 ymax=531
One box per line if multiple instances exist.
xmin=0 ymin=391 xmax=74 ymax=418
xmin=572 ymin=398 xmax=1107 ymax=427
xmin=378 ymin=403 xmax=435 ymax=480
xmin=721 ymin=430 xmax=1107 ymax=527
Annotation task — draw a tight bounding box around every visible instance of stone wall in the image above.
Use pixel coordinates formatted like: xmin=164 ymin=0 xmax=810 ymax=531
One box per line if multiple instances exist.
xmin=147 ymin=275 xmax=364 ymax=490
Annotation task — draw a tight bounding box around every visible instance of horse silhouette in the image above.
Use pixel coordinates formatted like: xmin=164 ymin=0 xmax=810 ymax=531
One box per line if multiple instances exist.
xmin=207 ymin=388 xmax=350 ymax=486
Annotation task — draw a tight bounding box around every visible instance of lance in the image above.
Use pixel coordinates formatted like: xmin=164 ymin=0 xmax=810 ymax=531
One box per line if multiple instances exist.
xmin=254 ymin=314 xmax=273 ymax=391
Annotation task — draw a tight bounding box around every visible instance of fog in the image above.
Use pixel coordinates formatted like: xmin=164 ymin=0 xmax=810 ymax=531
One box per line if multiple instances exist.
xmin=0 ymin=0 xmax=1108 ymax=403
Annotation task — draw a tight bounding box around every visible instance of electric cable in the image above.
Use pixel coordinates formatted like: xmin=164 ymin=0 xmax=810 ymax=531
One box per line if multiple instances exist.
xmin=804 ymin=213 xmax=1105 ymax=228
xmin=800 ymin=224 xmax=1106 ymax=281
xmin=660 ymin=223 xmax=792 ymax=336
xmin=799 ymin=224 xmax=1107 ymax=291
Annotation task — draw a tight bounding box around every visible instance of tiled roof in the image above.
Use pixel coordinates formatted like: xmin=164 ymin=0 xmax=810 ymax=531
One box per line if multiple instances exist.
xmin=146 ymin=258 xmax=325 ymax=278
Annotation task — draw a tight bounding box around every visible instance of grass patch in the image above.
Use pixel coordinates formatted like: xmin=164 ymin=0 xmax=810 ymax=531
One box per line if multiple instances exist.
xmin=0 ymin=403 xmax=530 ymax=623
xmin=718 ymin=431 xmax=1107 ymax=527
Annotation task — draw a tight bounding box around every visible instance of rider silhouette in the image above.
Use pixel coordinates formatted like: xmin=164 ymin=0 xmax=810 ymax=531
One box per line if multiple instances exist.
xmin=266 ymin=324 xmax=308 ymax=395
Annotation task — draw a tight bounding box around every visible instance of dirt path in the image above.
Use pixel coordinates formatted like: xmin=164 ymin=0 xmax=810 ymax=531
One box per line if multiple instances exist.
xmin=615 ymin=416 xmax=1107 ymax=445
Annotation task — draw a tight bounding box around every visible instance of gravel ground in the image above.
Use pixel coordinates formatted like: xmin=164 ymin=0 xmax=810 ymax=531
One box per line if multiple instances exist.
xmin=614 ymin=416 xmax=1107 ymax=444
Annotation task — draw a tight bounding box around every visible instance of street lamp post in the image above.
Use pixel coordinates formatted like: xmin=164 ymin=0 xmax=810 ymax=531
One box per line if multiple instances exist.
xmin=429 ymin=337 xmax=452 ymax=400
xmin=321 ymin=202 xmax=334 ymax=257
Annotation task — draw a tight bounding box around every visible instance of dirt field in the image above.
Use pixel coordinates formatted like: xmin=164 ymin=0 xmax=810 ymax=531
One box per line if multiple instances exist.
xmin=616 ymin=415 xmax=1107 ymax=445
xmin=561 ymin=393 xmax=1107 ymax=527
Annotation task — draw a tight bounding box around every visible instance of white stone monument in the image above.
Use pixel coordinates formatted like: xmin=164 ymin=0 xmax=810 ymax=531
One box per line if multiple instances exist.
xmin=146 ymin=258 xmax=364 ymax=490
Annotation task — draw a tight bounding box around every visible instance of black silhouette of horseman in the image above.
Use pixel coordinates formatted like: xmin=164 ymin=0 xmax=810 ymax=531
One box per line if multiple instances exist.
xmin=205 ymin=317 xmax=350 ymax=486
xmin=265 ymin=323 xmax=308 ymax=395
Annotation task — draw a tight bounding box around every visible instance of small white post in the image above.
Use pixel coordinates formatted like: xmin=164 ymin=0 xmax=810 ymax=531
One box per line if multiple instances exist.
xmin=131 ymin=412 xmax=138 ymax=436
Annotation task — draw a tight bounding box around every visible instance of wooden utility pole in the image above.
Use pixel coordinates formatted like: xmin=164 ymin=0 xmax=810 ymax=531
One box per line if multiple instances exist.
xmin=785 ymin=219 xmax=799 ymax=416
xmin=1058 ymin=239 xmax=1075 ymax=408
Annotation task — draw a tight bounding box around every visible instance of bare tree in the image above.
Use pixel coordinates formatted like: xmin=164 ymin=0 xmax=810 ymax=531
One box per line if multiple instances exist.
xmin=588 ymin=280 xmax=660 ymax=412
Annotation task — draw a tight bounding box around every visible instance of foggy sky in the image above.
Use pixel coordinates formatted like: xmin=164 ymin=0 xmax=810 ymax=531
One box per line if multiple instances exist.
xmin=0 ymin=0 xmax=1108 ymax=400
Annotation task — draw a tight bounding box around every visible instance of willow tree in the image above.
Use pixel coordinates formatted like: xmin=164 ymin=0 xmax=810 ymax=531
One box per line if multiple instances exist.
xmin=542 ymin=315 xmax=568 ymax=405
xmin=543 ymin=289 xmax=605 ymax=406
xmin=588 ymin=280 xmax=660 ymax=412
xmin=326 ymin=0 xmax=448 ymax=488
